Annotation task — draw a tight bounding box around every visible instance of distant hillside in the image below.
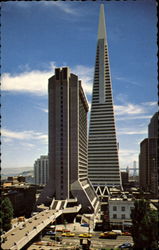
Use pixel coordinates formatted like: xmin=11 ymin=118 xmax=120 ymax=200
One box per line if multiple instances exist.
xmin=1 ymin=167 xmax=33 ymax=177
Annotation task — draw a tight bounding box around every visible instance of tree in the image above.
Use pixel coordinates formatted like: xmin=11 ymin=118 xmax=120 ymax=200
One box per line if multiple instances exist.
xmin=1 ymin=197 xmax=14 ymax=232
xmin=131 ymin=199 xmax=158 ymax=249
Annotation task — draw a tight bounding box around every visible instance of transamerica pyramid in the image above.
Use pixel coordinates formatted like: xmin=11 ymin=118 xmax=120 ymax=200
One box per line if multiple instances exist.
xmin=88 ymin=4 xmax=121 ymax=195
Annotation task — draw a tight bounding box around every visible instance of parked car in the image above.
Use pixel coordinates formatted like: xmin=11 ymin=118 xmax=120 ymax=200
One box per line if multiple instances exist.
xmin=122 ymin=231 xmax=132 ymax=236
xmin=112 ymin=230 xmax=122 ymax=235
xmin=46 ymin=231 xmax=56 ymax=235
xmin=79 ymin=233 xmax=92 ymax=238
xmin=118 ymin=242 xmax=133 ymax=248
xmin=62 ymin=232 xmax=75 ymax=237
xmin=56 ymin=229 xmax=63 ymax=232
xmin=99 ymin=231 xmax=118 ymax=239
xmin=81 ymin=223 xmax=89 ymax=227
xmin=62 ymin=229 xmax=70 ymax=232
xmin=49 ymin=225 xmax=56 ymax=229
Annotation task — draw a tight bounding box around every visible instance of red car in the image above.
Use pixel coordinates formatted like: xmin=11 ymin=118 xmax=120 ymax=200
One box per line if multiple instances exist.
xmin=63 ymin=229 xmax=70 ymax=233
xmin=122 ymin=231 xmax=132 ymax=236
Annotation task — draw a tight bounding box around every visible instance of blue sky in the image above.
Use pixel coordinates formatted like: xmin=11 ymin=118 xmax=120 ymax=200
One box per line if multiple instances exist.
xmin=1 ymin=0 xmax=157 ymax=171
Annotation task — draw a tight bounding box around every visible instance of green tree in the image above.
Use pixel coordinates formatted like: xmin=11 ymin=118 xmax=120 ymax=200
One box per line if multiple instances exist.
xmin=131 ymin=199 xmax=158 ymax=249
xmin=1 ymin=197 xmax=14 ymax=232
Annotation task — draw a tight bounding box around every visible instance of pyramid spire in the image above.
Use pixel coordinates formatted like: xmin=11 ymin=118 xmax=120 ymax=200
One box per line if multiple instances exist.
xmin=98 ymin=4 xmax=106 ymax=40
xmin=88 ymin=4 xmax=121 ymax=191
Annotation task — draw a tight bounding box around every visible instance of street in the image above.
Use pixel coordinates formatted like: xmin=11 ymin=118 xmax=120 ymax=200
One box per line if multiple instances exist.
xmin=27 ymin=223 xmax=133 ymax=249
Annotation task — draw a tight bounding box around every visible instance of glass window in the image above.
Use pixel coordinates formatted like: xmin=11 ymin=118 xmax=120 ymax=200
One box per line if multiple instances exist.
xmin=121 ymin=214 xmax=125 ymax=219
xmin=113 ymin=206 xmax=117 ymax=211
xmin=121 ymin=206 xmax=125 ymax=211
xmin=113 ymin=214 xmax=117 ymax=219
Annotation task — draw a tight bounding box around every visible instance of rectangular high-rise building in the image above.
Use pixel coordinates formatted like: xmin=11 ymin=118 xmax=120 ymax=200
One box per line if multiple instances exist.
xmin=88 ymin=4 xmax=121 ymax=193
xmin=148 ymin=138 xmax=158 ymax=195
xmin=148 ymin=112 xmax=158 ymax=138
xmin=148 ymin=112 xmax=158 ymax=196
xmin=139 ymin=112 xmax=158 ymax=197
xmin=34 ymin=155 xmax=49 ymax=185
xmin=38 ymin=67 xmax=99 ymax=213
xmin=48 ymin=67 xmax=89 ymax=199
xmin=139 ymin=139 xmax=149 ymax=191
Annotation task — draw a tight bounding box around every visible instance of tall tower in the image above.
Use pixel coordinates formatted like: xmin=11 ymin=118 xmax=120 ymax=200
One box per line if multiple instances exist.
xmin=88 ymin=4 xmax=121 ymax=193
xmin=37 ymin=67 xmax=99 ymax=213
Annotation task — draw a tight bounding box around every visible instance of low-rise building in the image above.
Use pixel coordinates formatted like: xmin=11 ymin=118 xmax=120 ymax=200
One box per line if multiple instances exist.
xmin=108 ymin=198 xmax=134 ymax=230
xmin=1 ymin=183 xmax=37 ymax=218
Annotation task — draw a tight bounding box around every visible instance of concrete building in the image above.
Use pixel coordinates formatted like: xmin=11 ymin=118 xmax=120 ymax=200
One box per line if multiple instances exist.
xmin=38 ymin=67 xmax=99 ymax=213
xmin=88 ymin=4 xmax=121 ymax=193
xmin=148 ymin=112 xmax=158 ymax=138
xmin=34 ymin=155 xmax=49 ymax=185
xmin=121 ymin=172 xmax=129 ymax=188
xmin=109 ymin=197 xmax=158 ymax=230
xmin=108 ymin=198 xmax=134 ymax=230
xmin=139 ymin=112 xmax=158 ymax=197
xmin=1 ymin=184 xmax=36 ymax=218
xmin=148 ymin=138 xmax=158 ymax=195
xmin=148 ymin=112 xmax=158 ymax=196
xmin=139 ymin=139 xmax=149 ymax=191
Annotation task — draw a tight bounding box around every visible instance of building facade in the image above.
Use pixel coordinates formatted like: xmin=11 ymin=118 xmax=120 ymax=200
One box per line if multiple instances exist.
xmin=148 ymin=112 xmax=158 ymax=138
xmin=2 ymin=184 xmax=36 ymax=218
xmin=148 ymin=138 xmax=158 ymax=195
xmin=38 ymin=67 xmax=99 ymax=213
xmin=139 ymin=112 xmax=158 ymax=197
xmin=108 ymin=198 xmax=134 ymax=229
xmin=148 ymin=112 xmax=158 ymax=196
xmin=139 ymin=139 xmax=149 ymax=191
xmin=34 ymin=155 xmax=49 ymax=185
xmin=121 ymin=172 xmax=129 ymax=188
xmin=88 ymin=4 xmax=121 ymax=192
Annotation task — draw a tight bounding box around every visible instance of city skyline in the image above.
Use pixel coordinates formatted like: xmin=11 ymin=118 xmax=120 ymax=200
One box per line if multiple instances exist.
xmin=1 ymin=1 xmax=157 ymax=169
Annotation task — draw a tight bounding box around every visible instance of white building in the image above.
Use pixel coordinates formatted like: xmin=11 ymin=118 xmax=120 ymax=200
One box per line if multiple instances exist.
xmin=108 ymin=198 xmax=134 ymax=229
xmin=34 ymin=155 xmax=49 ymax=185
xmin=88 ymin=4 xmax=121 ymax=193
